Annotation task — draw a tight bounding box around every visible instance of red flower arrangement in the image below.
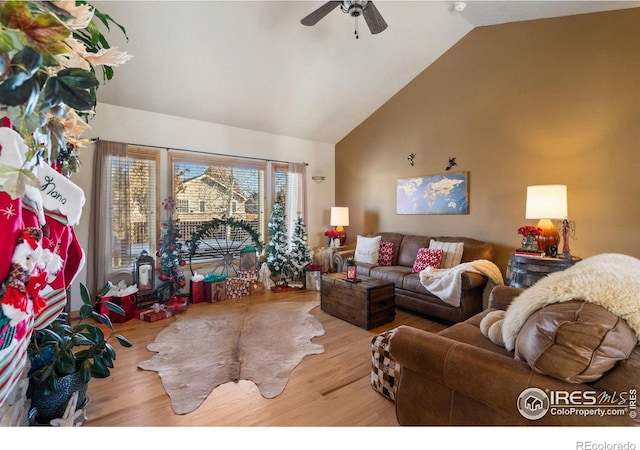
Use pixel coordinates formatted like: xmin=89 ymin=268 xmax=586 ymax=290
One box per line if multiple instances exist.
xmin=517 ymin=225 xmax=542 ymax=237
xmin=324 ymin=230 xmax=338 ymax=238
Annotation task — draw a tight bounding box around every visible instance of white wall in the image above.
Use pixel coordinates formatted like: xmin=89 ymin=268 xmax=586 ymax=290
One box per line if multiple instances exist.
xmin=69 ymin=103 xmax=335 ymax=310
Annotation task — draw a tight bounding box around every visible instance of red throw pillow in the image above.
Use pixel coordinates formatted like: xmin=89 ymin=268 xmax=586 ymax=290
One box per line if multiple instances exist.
xmin=412 ymin=248 xmax=443 ymax=273
xmin=378 ymin=241 xmax=394 ymax=266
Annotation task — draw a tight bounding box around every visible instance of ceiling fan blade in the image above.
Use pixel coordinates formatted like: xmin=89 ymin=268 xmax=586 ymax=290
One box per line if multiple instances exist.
xmin=363 ymin=1 xmax=388 ymax=34
xmin=301 ymin=1 xmax=340 ymax=26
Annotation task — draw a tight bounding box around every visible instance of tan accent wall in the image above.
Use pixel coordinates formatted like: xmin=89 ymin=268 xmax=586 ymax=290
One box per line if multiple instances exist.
xmin=335 ymin=8 xmax=640 ymax=274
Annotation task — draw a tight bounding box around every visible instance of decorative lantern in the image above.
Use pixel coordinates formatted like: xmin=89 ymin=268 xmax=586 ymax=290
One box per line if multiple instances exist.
xmin=135 ymin=250 xmax=155 ymax=292
xmin=344 ymin=257 xmax=358 ymax=281
xmin=345 ymin=265 xmax=358 ymax=281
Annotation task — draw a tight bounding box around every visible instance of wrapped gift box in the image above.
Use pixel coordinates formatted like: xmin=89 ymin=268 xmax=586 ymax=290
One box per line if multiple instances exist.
xmin=249 ymin=281 xmax=265 ymax=296
xmin=205 ymin=280 xmax=227 ymax=303
xmin=135 ymin=304 xmax=173 ymax=322
xmin=99 ymin=293 xmax=137 ymax=323
xmin=226 ymin=278 xmax=250 ymax=299
xmin=190 ymin=279 xmax=205 ymax=304
xmin=239 ymin=248 xmax=258 ymax=272
xmin=166 ymin=296 xmax=188 ymax=314
xmin=305 ymin=270 xmax=321 ymax=291
xmin=237 ymin=270 xmax=258 ymax=281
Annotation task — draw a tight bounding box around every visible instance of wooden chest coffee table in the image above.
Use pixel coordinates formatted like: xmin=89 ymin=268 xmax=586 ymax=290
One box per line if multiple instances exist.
xmin=321 ymin=273 xmax=395 ymax=330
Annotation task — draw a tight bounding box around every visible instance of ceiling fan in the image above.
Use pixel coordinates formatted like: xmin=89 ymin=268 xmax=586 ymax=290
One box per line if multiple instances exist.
xmin=301 ymin=1 xmax=388 ymax=38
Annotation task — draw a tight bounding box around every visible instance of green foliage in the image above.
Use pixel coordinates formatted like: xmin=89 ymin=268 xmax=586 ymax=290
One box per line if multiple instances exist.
xmin=344 ymin=256 xmax=356 ymax=266
xmin=27 ymin=283 xmax=132 ymax=393
xmin=0 ymin=0 xmax=129 ymax=171
xmin=186 ymin=216 xmax=264 ymax=270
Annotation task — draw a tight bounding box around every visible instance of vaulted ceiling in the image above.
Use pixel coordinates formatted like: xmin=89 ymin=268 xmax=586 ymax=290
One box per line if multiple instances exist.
xmin=93 ymin=1 xmax=640 ymax=144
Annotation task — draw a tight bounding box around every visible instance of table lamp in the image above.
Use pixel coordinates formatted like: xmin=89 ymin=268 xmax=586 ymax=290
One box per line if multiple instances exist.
xmin=525 ymin=185 xmax=568 ymax=255
xmin=330 ymin=206 xmax=349 ymax=246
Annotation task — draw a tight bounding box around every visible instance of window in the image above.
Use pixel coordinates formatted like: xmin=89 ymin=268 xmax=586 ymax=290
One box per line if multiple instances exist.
xmin=176 ymin=199 xmax=189 ymax=213
xmin=170 ymin=152 xmax=266 ymax=264
xmin=104 ymin=146 xmax=159 ymax=275
xmin=97 ymin=145 xmax=304 ymax=286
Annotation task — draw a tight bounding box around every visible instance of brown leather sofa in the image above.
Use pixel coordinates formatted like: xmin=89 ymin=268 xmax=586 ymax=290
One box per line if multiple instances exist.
xmin=334 ymin=232 xmax=495 ymax=323
xmin=389 ymin=285 xmax=640 ymax=426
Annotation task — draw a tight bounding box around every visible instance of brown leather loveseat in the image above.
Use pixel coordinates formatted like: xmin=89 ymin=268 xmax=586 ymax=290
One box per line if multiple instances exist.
xmin=334 ymin=232 xmax=496 ymax=323
xmin=389 ymin=285 xmax=640 ymax=426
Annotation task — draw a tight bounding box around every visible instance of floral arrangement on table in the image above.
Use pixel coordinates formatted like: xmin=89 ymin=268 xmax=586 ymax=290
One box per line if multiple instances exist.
xmin=517 ymin=225 xmax=542 ymax=251
xmin=324 ymin=229 xmax=338 ymax=246
xmin=517 ymin=225 xmax=542 ymax=237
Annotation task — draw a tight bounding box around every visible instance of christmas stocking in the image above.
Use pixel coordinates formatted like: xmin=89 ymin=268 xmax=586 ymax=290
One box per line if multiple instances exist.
xmin=0 ymin=193 xmax=23 ymax=283
xmin=0 ymin=128 xmax=45 ymax=223
xmin=36 ymin=163 xmax=85 ymax=290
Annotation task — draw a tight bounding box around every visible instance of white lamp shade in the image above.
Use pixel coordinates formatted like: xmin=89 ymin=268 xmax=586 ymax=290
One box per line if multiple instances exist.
xmin=330 ymin=207 xmax=350 ymax=226
xmin=525 ymin=185 xmax=568 ymax=219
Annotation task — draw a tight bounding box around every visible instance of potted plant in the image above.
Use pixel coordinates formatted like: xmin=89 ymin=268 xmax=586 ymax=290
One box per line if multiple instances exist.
xmin=27 ymin=283 xmax=132 ymax=424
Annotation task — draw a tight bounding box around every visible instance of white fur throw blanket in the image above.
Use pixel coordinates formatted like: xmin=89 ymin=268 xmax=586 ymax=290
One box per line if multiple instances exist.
xmin=419 ymin=259 xmax=504 ymax=308
xmin=482 ymin=253 xmax=640 ymax=351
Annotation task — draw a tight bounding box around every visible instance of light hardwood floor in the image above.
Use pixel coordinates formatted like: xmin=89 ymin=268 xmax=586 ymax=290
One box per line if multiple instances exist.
xmin=83 ymin=289 xmax=448 ymax=427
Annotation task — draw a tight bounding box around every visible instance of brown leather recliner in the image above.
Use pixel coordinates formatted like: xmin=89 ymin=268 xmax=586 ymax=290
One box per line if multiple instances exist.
xmin=389 ymin=285 xmax=640 ymax=426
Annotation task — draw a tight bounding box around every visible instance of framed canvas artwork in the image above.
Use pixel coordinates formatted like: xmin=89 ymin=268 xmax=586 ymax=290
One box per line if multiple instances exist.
xmin=396 ymin=171 xmax=469 ymax=215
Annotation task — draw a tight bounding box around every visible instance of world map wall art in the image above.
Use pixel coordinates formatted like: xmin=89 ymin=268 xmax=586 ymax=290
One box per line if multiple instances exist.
xmin=396 ymin=171 xmax=469 ymax=215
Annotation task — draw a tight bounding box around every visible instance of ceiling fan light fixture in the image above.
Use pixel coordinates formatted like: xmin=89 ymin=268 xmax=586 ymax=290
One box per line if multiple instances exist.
xmin=301 ymin=0 xmax=386 ymax=36
xmin=454 ymin=2 xmax=467 ymax=12
xmin=341 ymin=1 xmax=368 ymax=17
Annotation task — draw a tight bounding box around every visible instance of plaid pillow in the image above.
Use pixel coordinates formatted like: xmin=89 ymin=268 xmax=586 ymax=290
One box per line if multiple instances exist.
xmin=378 ymin=241 xmax=394 ymax=266
xmin=412 ymin=248 xmax=444 ymax=273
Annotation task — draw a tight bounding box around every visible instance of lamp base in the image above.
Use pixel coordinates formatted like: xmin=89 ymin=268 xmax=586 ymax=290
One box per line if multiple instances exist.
xmin=335 ymin=226 xmax=346 ymax=246
xmin=536 ymin=219 xmax=559 ymax=255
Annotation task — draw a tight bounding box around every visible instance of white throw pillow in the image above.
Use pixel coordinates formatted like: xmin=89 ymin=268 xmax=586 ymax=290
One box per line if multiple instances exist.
xmin=429 ymin=240 xmax=464 ymax=269
xmin=354 ymin=235 xmax=382 ymax=265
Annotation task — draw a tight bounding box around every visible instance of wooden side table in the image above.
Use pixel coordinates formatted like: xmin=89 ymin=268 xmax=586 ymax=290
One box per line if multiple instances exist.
xmin=506 ymin=253 xmax=581 ymax=289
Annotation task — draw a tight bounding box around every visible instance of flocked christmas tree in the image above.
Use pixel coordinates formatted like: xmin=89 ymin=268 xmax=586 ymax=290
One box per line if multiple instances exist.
xmin=156 ymin=197 xmax=186 ymax=299
xmin=289 ymin=212 xmax=312 ymax=280
xmin=266 ymin=202 xmax=290 ymax=281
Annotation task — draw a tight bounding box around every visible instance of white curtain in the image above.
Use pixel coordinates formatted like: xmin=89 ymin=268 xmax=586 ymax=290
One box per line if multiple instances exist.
xmin=286 ymin=162 xmax=307 ymax=248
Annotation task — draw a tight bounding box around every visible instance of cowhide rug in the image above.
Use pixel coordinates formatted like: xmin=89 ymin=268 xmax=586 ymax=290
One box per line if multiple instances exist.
xmin=138 ymin=300 xmax=325 ymax=414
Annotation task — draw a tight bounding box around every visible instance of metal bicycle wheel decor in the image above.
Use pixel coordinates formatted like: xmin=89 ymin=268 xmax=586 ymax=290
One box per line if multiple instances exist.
xmin=186 ymin=217 xmax=263 ymax=278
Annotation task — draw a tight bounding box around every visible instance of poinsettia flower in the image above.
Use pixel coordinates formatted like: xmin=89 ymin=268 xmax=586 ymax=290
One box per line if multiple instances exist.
xmin=55 ymin=0 xmax=95 ymax=30
xmin=84 ymin=46 xmax=133 ymax=67
xmin=47 ymin=108 xmax=92 ymax=147
xmin=517 ymin=225 xmax=542 ymax=237
xmin=59 ymin=38 xmax=133 ymax=69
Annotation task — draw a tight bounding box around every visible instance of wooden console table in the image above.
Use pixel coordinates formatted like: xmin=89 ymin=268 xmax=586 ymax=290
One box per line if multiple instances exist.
xmin=320 ymin=273 xmax=395 ymax=330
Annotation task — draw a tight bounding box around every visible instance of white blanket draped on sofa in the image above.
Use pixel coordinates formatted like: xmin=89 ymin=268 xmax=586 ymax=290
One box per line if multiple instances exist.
xmin=419 ymin=259 xmax=504 ymax=308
